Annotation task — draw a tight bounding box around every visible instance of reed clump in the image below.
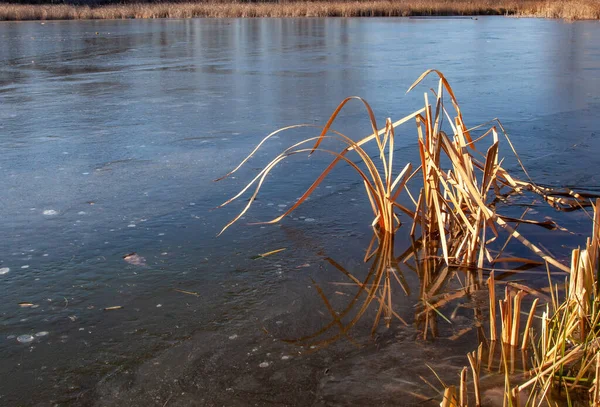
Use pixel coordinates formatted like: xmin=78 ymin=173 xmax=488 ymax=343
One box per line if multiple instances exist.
xmin=1 ymin=1 xmax=600 ymax=21
xmin=217 ymin=69 xmax=591 ymax=265
xmin=217 ymin=69 xmax=600 ymax=404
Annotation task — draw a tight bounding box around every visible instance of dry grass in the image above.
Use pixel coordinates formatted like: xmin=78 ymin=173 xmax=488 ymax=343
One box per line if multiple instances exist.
xmin=0 ymin=0 xmax=599 ymax=21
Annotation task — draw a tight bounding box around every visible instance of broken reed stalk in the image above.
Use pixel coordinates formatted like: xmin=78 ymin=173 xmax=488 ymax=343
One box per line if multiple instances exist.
xmin=467 ymin=343 xmax=482 ymax=407
xmin=521 ymin=297 xmax=539 ymax=351
xmin=440 ymin=386 xmax=458 ymax=407
xmin=488 ymin=271 xmax=497 ymax=341
xmin=459 ymin=367 xmax=468 ymax=406
xmin=510 ymin=290 xmax=525 ymax=347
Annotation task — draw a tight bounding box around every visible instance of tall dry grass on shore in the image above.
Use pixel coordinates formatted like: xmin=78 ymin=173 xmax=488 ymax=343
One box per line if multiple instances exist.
xmin=1 ymin=0 xmax=599 ymax=21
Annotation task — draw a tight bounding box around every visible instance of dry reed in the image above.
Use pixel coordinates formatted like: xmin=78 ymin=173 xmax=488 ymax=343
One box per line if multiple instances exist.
xmin=216 ymin=69 xmax=599 ymax=356
xmin=1 ymin=0 xmax=599 ymax=21
xmin=215 ymin=69 xmax=600 ymax=403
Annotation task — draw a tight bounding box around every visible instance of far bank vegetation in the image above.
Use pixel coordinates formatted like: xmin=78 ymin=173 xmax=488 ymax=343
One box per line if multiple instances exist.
xmin=0 ymin=0 xmax=599 ymax=21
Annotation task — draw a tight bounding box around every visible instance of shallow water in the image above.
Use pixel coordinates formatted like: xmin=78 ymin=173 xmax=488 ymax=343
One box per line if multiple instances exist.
xmin=1 ymin=17 xmax=600 ymax=406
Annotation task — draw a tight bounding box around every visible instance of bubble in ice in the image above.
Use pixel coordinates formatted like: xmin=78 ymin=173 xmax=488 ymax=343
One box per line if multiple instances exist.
xmin=17 ymin=335 xmax=34 ymax=344
xmin=43 ymin=210 xmax=58 ymax=216
xmin=77 ymin=211 xmax=86 ymax=215
xmin=127 ymin=224 xmax=136 ymax=228
xmin=304 ymin=218 xmax=316 ymax=222
xmin=35 ymin=331 xmax=49 ymax=337
xmin=21 ymin=265 xmax=29 ymax=269
xmin=0 ymin=267 xmax=9 ymax=275
xmin=259 ymin=362 xmax=270 ymax=368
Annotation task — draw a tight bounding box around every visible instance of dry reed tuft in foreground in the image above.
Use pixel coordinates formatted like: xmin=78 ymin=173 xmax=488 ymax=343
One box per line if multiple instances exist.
xmin=217 ymin=70 xmax=600 ymax=404
xmin=0 ymin=0 xmax=599 ymax=21
xmin=217 ymin=69 xmax=594 ymax=261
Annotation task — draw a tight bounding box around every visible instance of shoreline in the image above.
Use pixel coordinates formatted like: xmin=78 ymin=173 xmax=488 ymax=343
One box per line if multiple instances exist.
xmin=1 ymin=1 xmax=599 ymax=22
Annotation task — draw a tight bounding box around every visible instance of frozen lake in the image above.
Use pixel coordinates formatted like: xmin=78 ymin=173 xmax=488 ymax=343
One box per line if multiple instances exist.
xmin=1 ymin=17 xmax=600 ymax=405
